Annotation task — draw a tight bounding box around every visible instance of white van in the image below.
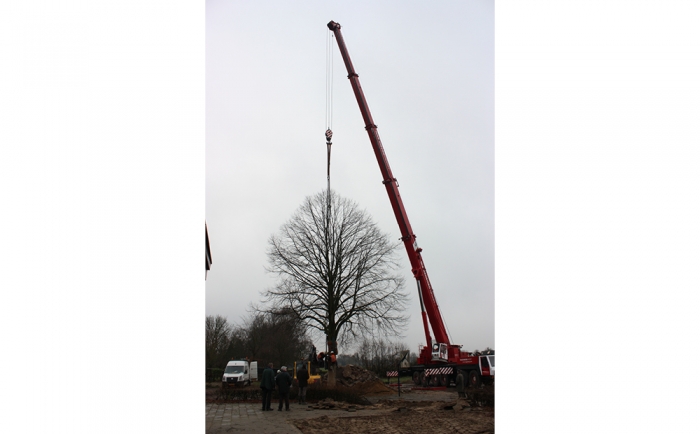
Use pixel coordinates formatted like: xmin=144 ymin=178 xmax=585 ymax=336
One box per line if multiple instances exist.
xmin=222 ymin=360 xmax=258 ymax=387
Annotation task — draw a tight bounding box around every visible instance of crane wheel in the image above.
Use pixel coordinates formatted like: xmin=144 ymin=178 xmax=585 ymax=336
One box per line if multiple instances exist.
xmin=412 ymin=371 xmax=422 ymax=385
xmin=428 ymin=375 xmax=440 ymax=387
xmin=438 ymin=374 xmax=448 ymax=387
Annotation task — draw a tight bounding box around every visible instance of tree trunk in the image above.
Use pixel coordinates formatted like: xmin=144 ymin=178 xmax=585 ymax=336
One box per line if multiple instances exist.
xmin=327 ymin=340 xmax=338 ymax=354
xmin=328 ymin=364 xmax=337 ymax=387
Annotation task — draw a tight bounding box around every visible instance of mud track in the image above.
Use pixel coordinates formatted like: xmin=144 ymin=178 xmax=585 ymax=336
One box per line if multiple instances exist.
xmin=293 ymin=403 xmax=494 ymax=434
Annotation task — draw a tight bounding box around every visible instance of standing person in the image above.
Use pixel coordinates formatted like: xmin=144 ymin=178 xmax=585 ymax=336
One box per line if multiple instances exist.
xmin=456 ymin=370 xmax=466 ymax=399
xmin=297 ymin=363 xmax=310 ymax=405
xmin=260 ymin=363 xmax=275 ymax=411
xmin=329 ymin=351 xmax=337 ymax=366
xmin=275 ymin=366 xmax=293 ymax=411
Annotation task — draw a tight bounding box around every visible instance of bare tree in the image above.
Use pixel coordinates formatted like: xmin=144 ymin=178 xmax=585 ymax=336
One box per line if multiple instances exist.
xmin=205 ymin=315 xmax=236 ymax=380
xmin=242 ymin=308 xmax=311 ymax=367
xmin=354 ymin=337 xmax=410 ymax=376
xmin=263 ymin=190 xmax=408 ymax=354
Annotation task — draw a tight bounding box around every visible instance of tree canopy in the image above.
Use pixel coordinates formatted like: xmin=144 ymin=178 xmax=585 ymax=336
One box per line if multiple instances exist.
xmin=263 ymin=190 xmax=408 ymax=353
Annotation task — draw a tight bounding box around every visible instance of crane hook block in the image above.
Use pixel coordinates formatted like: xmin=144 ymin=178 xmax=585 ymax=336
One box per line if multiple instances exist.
xmin=325 ymin=129 xmax=333 ymax=144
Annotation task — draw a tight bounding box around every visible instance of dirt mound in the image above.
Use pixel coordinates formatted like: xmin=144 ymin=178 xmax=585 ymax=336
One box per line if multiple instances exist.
xmin=338 ymin=364 xmax=379 ymax=386
xmin=331 ymin=364 xmax=395 ymax=395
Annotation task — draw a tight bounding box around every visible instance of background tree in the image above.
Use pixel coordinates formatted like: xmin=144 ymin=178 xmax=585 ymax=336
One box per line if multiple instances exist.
xmin=205 ymin=315 xmax=236 ymax=381
xmin=242 ymin=308 xmax=311 ymax=367
xmin=224 ymin=326 xmax=246 ymax=363
xmin=263 ymin=190 xmax=408 ymax=355
xmin=205 ymin=311 xmax=311 ymax=382
xmin=335 ymin=353 xmax=361 ymax=366
xmin=353 ymin=337 xmax=411 ymax=376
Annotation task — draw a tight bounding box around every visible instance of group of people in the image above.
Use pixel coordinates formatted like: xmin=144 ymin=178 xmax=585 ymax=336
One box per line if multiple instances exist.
xmin=315 ymin=350 xmax=336 ymax=368
xmin=259 ymin=362 xmax=310 ymax=412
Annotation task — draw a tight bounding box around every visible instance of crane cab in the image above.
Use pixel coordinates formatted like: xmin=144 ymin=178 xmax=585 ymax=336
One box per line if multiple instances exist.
xmin=431 ymin=343 xmax=449 ymax=362
xmin=479 ymin=355 xmax=495 ymax=385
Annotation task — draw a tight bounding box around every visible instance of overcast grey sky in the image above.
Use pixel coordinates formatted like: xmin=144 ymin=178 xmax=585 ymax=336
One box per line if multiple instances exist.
xmin=206 ymin=0 xmax=494 ymax=353
xmin=5 ymin=2 xmax=700 ymax=432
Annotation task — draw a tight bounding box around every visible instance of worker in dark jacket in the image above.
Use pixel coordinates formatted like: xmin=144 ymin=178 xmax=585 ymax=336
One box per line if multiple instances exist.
xmin=260 ymin=363 xmax=275 ymax=411
xmin=456 ymin=370 xmax=466 ymax=398
xmin=275 ymin=366 xmax=293 ymax=411
xmin=297 ymin=364 xmax=310 ymax=405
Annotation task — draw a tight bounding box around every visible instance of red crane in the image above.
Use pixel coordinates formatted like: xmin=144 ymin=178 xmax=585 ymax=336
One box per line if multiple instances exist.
xmin=327 ymin=21 xmax=493 ymax=387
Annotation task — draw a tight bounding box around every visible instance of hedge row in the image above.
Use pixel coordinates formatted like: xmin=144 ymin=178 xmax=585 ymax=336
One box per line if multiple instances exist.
xmin=214 ymin=385 xmax=369 ymax=405
xmin=206 ymin=368 xmax=224 ymax=383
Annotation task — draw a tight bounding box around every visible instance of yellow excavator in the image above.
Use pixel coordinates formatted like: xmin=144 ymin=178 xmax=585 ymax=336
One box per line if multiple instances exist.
xmin=292 ymin=360 xmax=322 ymax=385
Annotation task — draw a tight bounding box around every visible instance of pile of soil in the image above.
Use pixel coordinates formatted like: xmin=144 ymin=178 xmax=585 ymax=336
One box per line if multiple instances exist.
xmin=337 ymin=364 xmax=380 ymax=386
xmin=330 ymin=365 xmax=395 ymax=395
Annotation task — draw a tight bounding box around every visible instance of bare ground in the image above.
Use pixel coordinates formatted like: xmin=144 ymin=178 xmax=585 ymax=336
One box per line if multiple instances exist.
xmin=293 ymin=399 xmax=494 ymax=434
xmin=206 ymin=367 xmax=494 ymax=434
xmin=207 ymin=385 xmax=493 ymax=434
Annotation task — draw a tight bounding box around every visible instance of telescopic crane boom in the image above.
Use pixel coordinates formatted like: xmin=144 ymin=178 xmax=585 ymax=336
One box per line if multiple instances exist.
xmin=327 ymin=20 xmax=455 ymax=358
xmin=327 ymin=21 xmax=493 ymax=386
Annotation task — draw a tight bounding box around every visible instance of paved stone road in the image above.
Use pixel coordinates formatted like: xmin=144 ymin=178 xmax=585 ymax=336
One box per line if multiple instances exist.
xmin=205 ymin=402 xmax=396 ymax=434
xmin=205 ymin=402 xmax=358 ymax=434
xmin=205 ymin=390 xmax=457 ymax=433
